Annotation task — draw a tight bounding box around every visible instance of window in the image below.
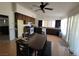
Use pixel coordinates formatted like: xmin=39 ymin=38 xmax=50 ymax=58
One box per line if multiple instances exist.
xmin=42 ymin=20 xmax=55 ymax=28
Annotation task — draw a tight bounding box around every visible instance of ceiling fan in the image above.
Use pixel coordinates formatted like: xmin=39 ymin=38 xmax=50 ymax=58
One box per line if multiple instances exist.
xmin=33 ymin=2 xmax=53 ymax=13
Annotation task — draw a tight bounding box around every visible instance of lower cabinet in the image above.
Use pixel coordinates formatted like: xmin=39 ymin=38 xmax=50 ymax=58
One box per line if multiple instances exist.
xmin=46 ymin=28 xmax=61 ymax=36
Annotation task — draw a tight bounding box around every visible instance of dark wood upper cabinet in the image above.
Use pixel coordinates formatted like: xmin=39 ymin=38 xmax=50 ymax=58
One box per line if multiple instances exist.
xmin=23 ymin=15 xmax=26 ymax=20
xmin=15 ymin=12 xmax=35 ymax=24
xmin=17 ymin=13 xmax=23 ymax=20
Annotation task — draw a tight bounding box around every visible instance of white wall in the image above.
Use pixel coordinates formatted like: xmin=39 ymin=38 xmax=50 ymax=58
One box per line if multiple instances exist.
xmin=61 ymin=18 xmax=67 ymax=40
xmin=0 ymin=3 xmax=13 ymax=12
xmin=15 ymin=3 xmax=36 ymax=18
xmin=0 ymin=2 xmax=15 ymax=40
xmin=35 ymin=19 xmax=38 ymax=27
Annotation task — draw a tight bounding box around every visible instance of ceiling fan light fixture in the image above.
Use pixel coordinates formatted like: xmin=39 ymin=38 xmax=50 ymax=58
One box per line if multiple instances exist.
xmin=33 ymin=2 xmax=53 ymax=13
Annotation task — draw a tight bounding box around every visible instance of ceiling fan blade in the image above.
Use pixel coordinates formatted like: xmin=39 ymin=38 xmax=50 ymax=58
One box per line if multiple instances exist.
xmin=44 ymin=3 xmax=49 ymax=7
xmin=45 ymin=8 xmax=53 ymax=10
xmin=42 ymin=9 xmax=45 ymax=13
xmin=41 ymin=2 xmax=44 ymax=5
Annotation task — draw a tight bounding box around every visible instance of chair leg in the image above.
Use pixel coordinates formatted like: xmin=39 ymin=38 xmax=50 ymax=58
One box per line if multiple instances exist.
xmin=32 ymin=50 xmax=38 ymax=56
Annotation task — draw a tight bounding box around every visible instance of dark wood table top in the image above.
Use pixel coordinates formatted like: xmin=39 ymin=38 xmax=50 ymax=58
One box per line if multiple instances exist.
xmin=28 ymin=33 xmax=47 ymax=50
xmin=17 ymin=33 xmax=47 ymax=50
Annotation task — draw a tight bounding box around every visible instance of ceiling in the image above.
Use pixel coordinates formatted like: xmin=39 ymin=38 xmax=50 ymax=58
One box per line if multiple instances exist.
xmin=17 ymin=2 xmax=79 ymax=20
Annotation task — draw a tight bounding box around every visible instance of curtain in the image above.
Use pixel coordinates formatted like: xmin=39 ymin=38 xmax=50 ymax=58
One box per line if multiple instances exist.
xmin=66 ymin=14 xmax=79 ymax=55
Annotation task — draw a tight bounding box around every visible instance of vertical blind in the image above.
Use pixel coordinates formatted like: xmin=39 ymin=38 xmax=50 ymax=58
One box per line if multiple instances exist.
xmin=66 ymin=14 xmax=79 ymax=55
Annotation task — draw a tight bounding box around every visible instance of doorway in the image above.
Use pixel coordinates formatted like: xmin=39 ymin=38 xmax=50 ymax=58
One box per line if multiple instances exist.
xmin=0 ymin=15 xmax=9 ymax=41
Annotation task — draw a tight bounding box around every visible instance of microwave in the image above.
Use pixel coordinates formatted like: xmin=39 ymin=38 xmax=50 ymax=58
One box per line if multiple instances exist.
xmin=24 ymin=26 xmax=34 ymax=35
